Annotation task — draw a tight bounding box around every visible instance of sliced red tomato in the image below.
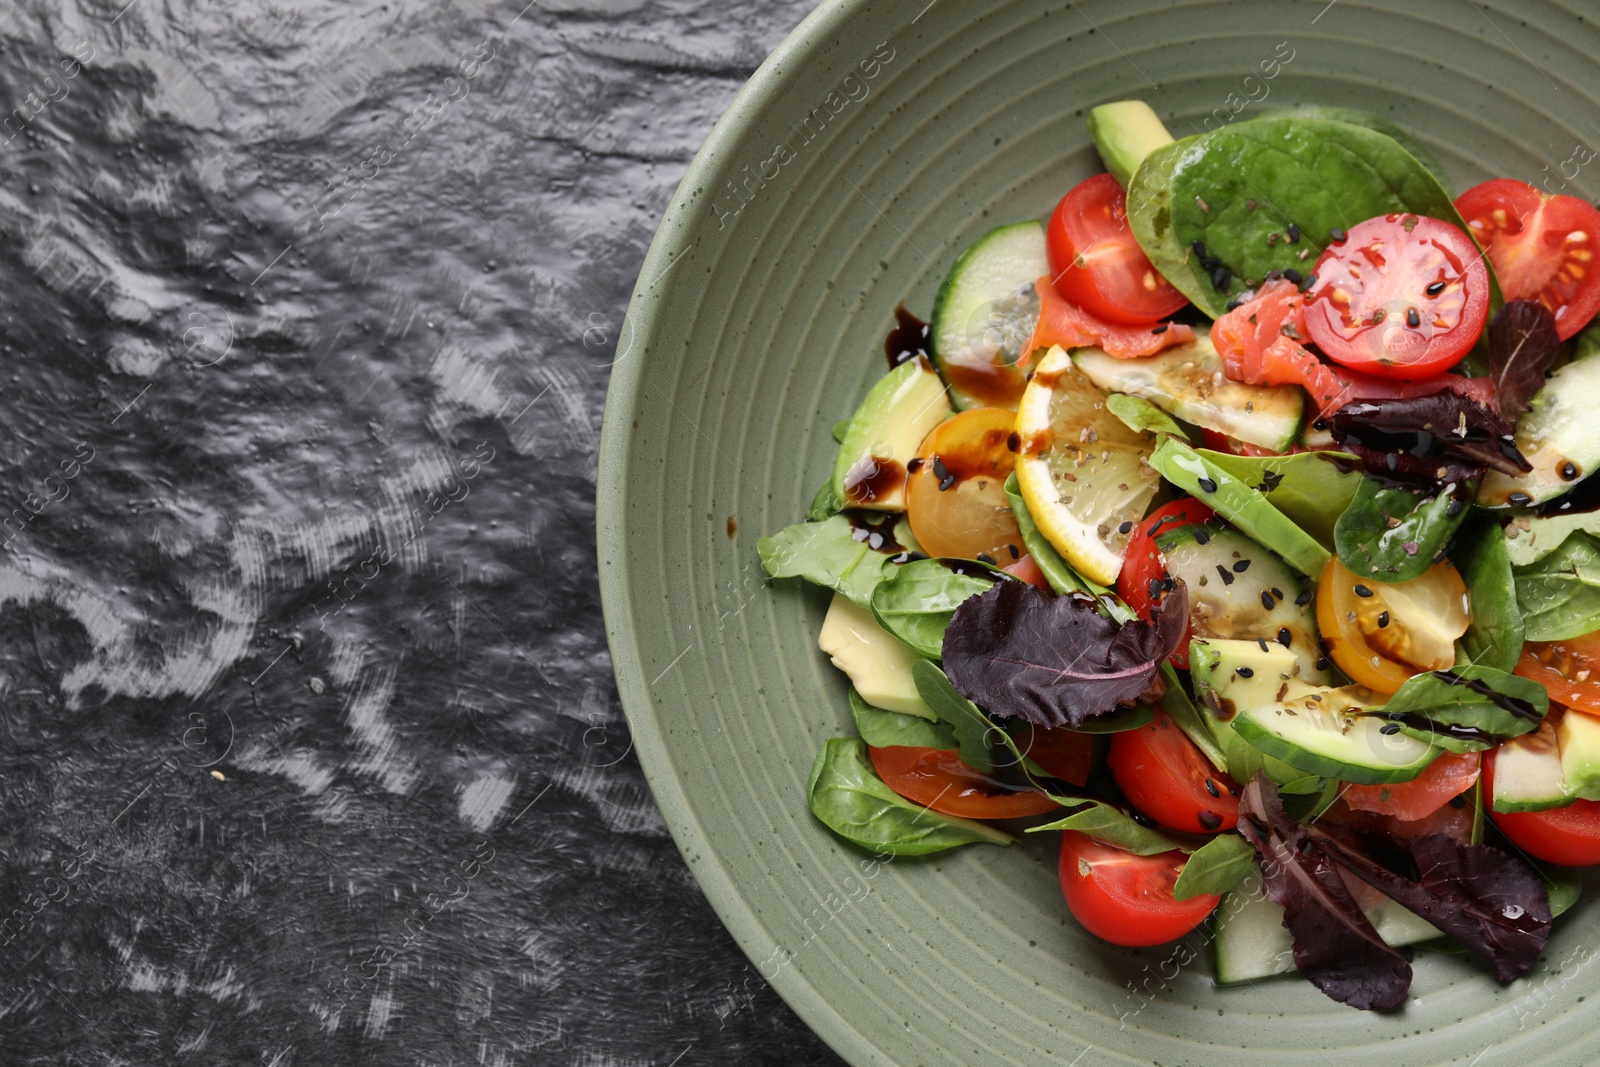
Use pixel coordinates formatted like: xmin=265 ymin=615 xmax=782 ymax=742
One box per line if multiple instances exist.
xmin=1258 ymin=336 xmax=1493 ymax=418
xmin=1013 ymin=723 xmax=1095 ymax=786
xmin=1343 ymin=749 xmax=1481 ymax=821
xmin=1027 ymin=278 xmax=1196 ymax=361
xmin=1117 ymin=498 xmax=1215 ymax=668
xmin=1456 ymin=178 xmax=1600 ymax=340
xmin=868 ymin=746 xmax=1058 ymax=819
xmin=1058 ymin=831 xmax=1219 ymax=946
xmin=1515 ymin=633 xmax=1600 ymax=718
xmin=1108 ymin=710 xmax=1238 ymax=834
xmin=1001 ymin=553 xmax=1053 ymax=592
xmin=1046 ymin=173 xmax=1190 ymax=326
xmin=1302 ymin=213 xmax=1490 ymax=378
xmin=1486 ymin=746 xmax=1600 ymax=866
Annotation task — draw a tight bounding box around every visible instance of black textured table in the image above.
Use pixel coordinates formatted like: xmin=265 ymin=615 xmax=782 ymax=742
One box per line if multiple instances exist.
xmin=0 ymin=1 xmax=844 ymax=1062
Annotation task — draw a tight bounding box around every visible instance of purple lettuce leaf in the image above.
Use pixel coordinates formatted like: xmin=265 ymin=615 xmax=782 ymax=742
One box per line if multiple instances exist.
xmin=1327 ymin=390 xmax=1529 ymax=488
xmin=940 ymin=580 xmax=1186 ymax=729
xmin=1488 ymin=299 xmax=1561 ymax=423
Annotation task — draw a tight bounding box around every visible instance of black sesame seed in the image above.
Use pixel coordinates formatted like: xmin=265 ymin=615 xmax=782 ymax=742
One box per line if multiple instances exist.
xmin=1204 ymin=778 xmax=1221 ymax=798
xmin=1354 ymin=584 xmax=1374 ymax=598
xmin=1378 ymin=611 xmax=1390 ymax=628
xmin=1282 ymin=268 xmax=1303 ymax=285
xmin=1563 ymin=461 xmax=1580 ymax=481
xmin=1264 ymin=268 xmax=1283 ymax=283
xmin=1236 ymin=666 xmax=1254 ymax=678
xmin=1217 ymin=565 xmax=1236 ymax=586
xmin=1008 ymin=543 xmax=1020 ymax=560
xmin=1151 ymin=323 xmax=1169 ymax=334
xmin=938 ymin=475 xmax=955 ymax=491
xmin=1509 ymin=491 xmax=1533 ymax=507
xmin=1261 ymin=590 xmax=1276 ymax=611
xmin=1198 ymin=810 xmax=1223 ymax=831
xmin=1299 ymin=272 xmax=1317 ymax=292
xmin=1131 ymin=810 xmax=1156 ymax=827
xmin=1329 ymin=227 xmax=1347 ymax=243
xmin=1200 ymin=254 xmax=1222 ymax=272
xmin=932 ymin=456 xmax=950 ymax=482
xmin=1192 ymin=240 xmax=1208 ymax=259
xmin=1233 ymin=559 xmax=1251 ymax=573
xmin=1258 ymin=638 xmax=1270 ymax=652
xmin=1426 ymin=279 xmax=1447 ymax=296
xmin=1380 ymin=723 xmax=1402 ymax=735
xmin=1285 ymin=222 xmax=1301 ymax=243
xmin=1315 ymin=655 xmax=1331 ymax=670
xmin=1446 ymin=497 xmax=1465 ymax=517
xmin=977 ymin=553 xmax=996 ymax=565
xmin=1225 ymin=294 xmax=1248 ymax=312
xmin=1198 ymin=477 xmax=1218 ymax=493
xmin=1194 ymin=528 xmax=1211 ymax=545
xmin=1406 ymin=307 xmax=1420 ymax=328
xmin=1212 ymin=266 xmax=1233 ymax=290
xmin=1296 ymin=589 xmax=1312 ymax=606
xmin=1118 ymin=520 xmax=1133 ymax=534
xmin=1277 ymin=627 xmax=1292 ymax=647
xmin=1271 ymin=587 xmax=1283 ymax=601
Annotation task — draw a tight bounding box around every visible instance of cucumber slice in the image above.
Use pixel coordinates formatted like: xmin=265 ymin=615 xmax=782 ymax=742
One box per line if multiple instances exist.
xmin=1073 ymin=332 xmax=1303 ymax=452
xmin=1233 ymin=683 xmax=1438 ymax=785
xmin=1480 ymin=352 xmax=1600 ymax=507
xmin=1156 ymin=523 xmax=1329 ymax=684
xmin=1215 ymin=879 xmax=1442 ymax=985
xmin=1491 ymin=717 xmax=1568 ymax=813
xmin=930 ymin=221 xmax=1049 ymax=411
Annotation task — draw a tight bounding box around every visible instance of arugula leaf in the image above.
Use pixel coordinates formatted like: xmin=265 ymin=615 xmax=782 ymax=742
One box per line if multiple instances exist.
xmin=1489 ymin=300 xmax=1561 ymax=423
xmin=1453 ymin=516 xmax=1525 ymax=672
xmin=1237 ymin=775 xmax=1412 ymax=1010
xmin=758 ymin=514 xmax=894 ymax=608
xmin=1250 ymin=107 xmax=1455 ymax=194
xmin=1169 ymin=119 xmax=1462 ymax=307
xmin=1378 ymin=665 xmax=1546 ymax=752
xmin=911 ymin=659 xmax=999 ymax=774
xmin=1157 ymin=662 xmax=1229 ymax=772
xmin=1106 ymin=393 xmax=1193 ymax=440
xmin=1506 ymin=510 xmax=1600 ymax=567
xmin=870 ymin=559 xmax=995 ymax=659
xmin=1334 ymin=477 xmax=1475 ymax=584
xmin=1029 ymin=800 xmax=1196 ymax=855
xmin=1171 ymin=832 xmax=1256 ymax=901
xmin=848 ymin=688 xmax=956 ymax=750
xmin=1514 ymin=531 xmax=1600 ymax=640
xmin=1125 ymin=135 xmax=1217 ymax=315
xmin=941 ymin=580 xmax=1186 ymax=729
xmin=1003 ymin=473 xmax=1135 ymax=621
xmin=1197 ymin=448 xmax=1361 ymax=550
xmin=806 ymin=738 xmax=1012 ymax=855
xmin=1327 ymin=392 xmax=1529 ymax=487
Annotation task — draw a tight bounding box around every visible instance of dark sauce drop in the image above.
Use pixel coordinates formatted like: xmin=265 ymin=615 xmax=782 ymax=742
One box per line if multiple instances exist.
xmin=885 ymin=304 xmax=931 ymax=369
xmin=842 ymin=456 xmax=907 ymax=506
xmin=1433 ymin=669 xmax=1541 ymax=721
xmin=846 ymin=511 xmax=906 ymax=555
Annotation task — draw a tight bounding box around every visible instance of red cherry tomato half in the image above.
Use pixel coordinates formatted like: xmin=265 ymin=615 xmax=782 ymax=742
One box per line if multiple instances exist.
xmin=1303 ymin=213 xmax=1490 ymax=379
xmin=1486 ymin=745 xmax=1600 ymax=866
xmin=1108 ymin=710 xmax=1238 ymax=834
xmin=1342 ymin=749 xmax=1480 ymax=822
xmin=1058 ymin=831 xmax=1219 ymax=946
xmin=1456 ymin=178 xmax=1600 ymax=340
xmin=1116 ymin=498 xmax=1215 ymax=668
xmin=1046 ymin=173 xmax=1190 ymax=326
xmin=868 ymin=746 xmax=1058 ymax=820
xmin=1013 ymin=723 xmax=1095 ymax=787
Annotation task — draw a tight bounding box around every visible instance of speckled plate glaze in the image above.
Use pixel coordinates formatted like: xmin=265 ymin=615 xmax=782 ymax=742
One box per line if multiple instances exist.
xmin=598 ymin=2 xmax=1600 ymax=1063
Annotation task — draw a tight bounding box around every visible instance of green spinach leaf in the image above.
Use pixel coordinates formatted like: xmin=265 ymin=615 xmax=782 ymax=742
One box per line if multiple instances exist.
xmin=1514 ymin=531 xmax=1600 ymax=640
xmin=1379 ymin=664 xmax=1547 ymax=753
xmin=1333 ymin=477 xmax=1474 ymax=584
xmin=1126 ymin=135 xmax=1216 ymax=315
xmin=1198 ymin=448 xmax=1362 ymax=551
xmin=1454 ymin=516 xmax=1525 ymax=672
xmin=870 ymin=559 xmax=994 ymax=659
xmin=758 ymin=514 xmax=893 ymax=607
xmin=1505 ymin=510 xmax=1600 ymax=567
xmin=1106 ymin=393 xmax=1193 ymax=441
xmin=1169 ymin=118 xmax=1463 ymax=306
xmin=911 ymin=659 xmax=999 ymax=773
xmin=848 ymin=688 xmax=957 ymax=750
xmin=1028 ymin=800 xmax=1197 ymax=854
xmin=806 ymin=738 xmax=1012 ymax=855
xmin=1250 ymin=106 xmax=1454 ymax=194
xmin=1171 ymin=832 xmax=1256 ymax=901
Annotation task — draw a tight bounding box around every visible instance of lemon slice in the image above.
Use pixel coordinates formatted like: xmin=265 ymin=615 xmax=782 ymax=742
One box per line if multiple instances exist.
xmin=1014 ymin=345 xmax=1160 ymax=586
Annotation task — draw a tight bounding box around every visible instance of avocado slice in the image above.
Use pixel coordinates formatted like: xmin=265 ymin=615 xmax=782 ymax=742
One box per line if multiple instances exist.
xmin=1559 ymin=707 xmax=1600 ymax=801
xmin=1189 ymin=638 xmax=1328 ymax=794
xmin=831 ymin=356 xmax=953 ymax=511
xmin=1073 ymin=332 xmax=1303 ymax=452
xmin=1087 ymin=100 xmax=1175 ymax=189
xmin=1479 ymin=353 xmax=1600 ymax=507
xmin=817 ymin=593 xmax=935 ymax=719
xmin=1491 ymin=717 xmax=1568 ymax=812
xmin=1147 ymin=436 xmax=1331 ymax=577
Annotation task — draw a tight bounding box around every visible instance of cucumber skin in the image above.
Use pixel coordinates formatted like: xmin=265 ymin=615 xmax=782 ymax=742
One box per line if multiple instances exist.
xmin=1231 ymin=711 xmax=1435 ymax=785
xmin=929 ymin=221 xmax=1047 ymax=411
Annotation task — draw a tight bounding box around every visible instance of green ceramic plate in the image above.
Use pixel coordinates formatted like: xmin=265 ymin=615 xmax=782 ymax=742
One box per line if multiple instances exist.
xmin=598 ymin=2 xmax=1600 ymax=1062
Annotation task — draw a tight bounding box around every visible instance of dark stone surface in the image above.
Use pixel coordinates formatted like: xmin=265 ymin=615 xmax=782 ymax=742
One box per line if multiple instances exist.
xmin=0 ymin=1 xmax=845 ymax=1063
